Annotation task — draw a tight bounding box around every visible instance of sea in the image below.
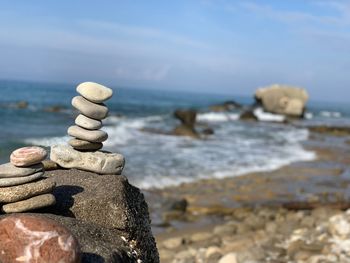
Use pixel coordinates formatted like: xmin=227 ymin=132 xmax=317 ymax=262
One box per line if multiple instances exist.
xmin=0 ymin=80 xmax=349 ymax=189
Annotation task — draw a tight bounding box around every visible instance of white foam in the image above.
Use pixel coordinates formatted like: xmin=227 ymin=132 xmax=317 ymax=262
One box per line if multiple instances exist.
xmin=197 ymin=112 xmax=239 ymax=122
xmin=320 ymin=111 xmax=342 ymax=118
xmin=24 ymin=136 xmax=69 ymax=147
xmin=23 ymin=114 xmax=316 ymax=190
xmin=253 ymin=108 xmax=286 ymax=122
xmin=305 ymin=112 xmax=313 ymax=119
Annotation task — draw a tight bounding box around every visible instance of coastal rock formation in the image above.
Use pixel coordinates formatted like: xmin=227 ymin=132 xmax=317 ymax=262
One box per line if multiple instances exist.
xmin=0 ymin=146 xmax=56 ymax=213
xmin=173 ymin=109 xmax=199 ymax=138
xmin=0 ymin=214 xmax=81 ymax=263
xmin=209 ymin=100 xmax=242 ymax=112
xmin=46 ymin=168 xmax=159 ymax=263
xmin=239 ymin=109 xmax=258 ymax=121
xmin=255 ymin=84 xmax=308 ymax=117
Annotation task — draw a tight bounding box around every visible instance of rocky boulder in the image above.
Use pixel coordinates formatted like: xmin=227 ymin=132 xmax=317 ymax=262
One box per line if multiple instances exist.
xmin=173 ymin=109 xmax=199 ymax=138
xmin=255 ymin=84 xmax=308 ymax=117
xmin=209 ymin=100 xmax=242 ymax=112
xmin=174 ymin=109 xmax=197 ymax=128
xmin=44 ymin=169 xmax=159 ymax=263
xmin=239 ymin=109 xmax=258 ymax=121
xmin=0 ymin=213 xmax=139 ymax=263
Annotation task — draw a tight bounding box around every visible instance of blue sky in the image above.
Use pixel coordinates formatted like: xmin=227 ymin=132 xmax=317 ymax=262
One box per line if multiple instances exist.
xmin=0 ymin=0 xmax=349 ymax=101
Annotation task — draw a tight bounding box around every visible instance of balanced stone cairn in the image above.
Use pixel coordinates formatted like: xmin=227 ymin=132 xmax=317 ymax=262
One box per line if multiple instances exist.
xmin=0 ymin=146 xmax=56 ymax=213
xmin=50 ymin=82 xmax=125 ymax=175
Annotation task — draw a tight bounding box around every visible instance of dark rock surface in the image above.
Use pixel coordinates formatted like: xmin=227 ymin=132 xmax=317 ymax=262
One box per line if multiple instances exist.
xmin=44 ymin=169 xmax=159 ymax=263
xmin=174 ymin=109 xmax=197 ymax=127
xmin=209 ymin=100 xmax=242 ymax=112
xmin=240 ymin=110 xmax=258 ymax=121
xmin=0 ymin=213 xmax=137 ymax=263
xmin=173 ymin=109 xmax=200 ymax=138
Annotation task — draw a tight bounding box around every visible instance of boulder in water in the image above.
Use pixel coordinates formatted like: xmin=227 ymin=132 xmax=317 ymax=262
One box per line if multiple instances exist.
xmin=255 ymin=84 xmax=308 ymax=118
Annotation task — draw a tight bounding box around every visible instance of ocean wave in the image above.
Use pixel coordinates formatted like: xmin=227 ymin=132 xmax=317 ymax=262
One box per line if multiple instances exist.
xmin=320 ymin=111 xmax=342 ymax=118
xmin=197 ymin=112 xmax=239 ymax=122
xmin=24 ymin=136 xmax=69 ymax=147
xmin=253 ymin=108 xmax=285 ymax=122
xmin=23 ymin=114 xmax=316 ymax=190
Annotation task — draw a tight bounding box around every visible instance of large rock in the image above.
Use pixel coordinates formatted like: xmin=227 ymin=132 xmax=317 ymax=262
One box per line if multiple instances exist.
xmin=173 ymin=109 xmax=199 ymax=138
xmin=0 ymin=213 xmax=140 ymax=263
xmin=45 ymin=169 xmax=159 ymax=263
xmin=50 ymin=145 xmax=124 ymax=175
xmin=173 ymin=125 xmax=199 ymax=138
xmin=255 ymin=84 xmax=308 ymax=117
xmin=174 ymin=109 xmax=197 ymax=128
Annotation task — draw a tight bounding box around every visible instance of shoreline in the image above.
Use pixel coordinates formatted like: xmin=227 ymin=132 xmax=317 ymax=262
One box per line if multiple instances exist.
xmin=149 ymin=130 xmax=350 ymax=261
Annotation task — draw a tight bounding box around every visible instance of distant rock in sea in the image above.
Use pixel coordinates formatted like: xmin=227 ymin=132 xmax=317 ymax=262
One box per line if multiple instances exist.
xmin=255 ymin=84 xmax=308 ymax=118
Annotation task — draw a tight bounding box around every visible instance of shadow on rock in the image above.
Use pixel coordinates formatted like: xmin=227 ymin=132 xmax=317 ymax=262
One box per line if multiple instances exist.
xmin=51 ymin=185 xmax=84 ymax=217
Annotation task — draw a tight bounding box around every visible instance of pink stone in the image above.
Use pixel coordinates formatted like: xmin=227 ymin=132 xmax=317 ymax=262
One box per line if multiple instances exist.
xmin=0 ymin=214 xmax=81 ymax=263
xmin=10 ymin=146 xmax=47 ymax=167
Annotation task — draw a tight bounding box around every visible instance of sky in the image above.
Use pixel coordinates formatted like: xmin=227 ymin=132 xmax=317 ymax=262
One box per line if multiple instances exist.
xmin=0 ymin=0 xmax=349 ymax=101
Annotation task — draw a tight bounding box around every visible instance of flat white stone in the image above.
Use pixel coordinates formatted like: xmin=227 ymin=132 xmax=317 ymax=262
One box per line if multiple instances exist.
xmin=0 ymin=163 xmax=43 ymax=178
xmin=0 ymin=171 xmax=44 ymax=187
xmin=77 ymin=82 xmax=113 ymax=103
xmin=50 ymin=145 xmax=124 ymax=175
xmin=72 ymin=96 xmax=108 ymax=120
xmin=67 ymin=125 xmax=108 ymax=143
xmin=75 ymin=114 xmax=102 ymax=130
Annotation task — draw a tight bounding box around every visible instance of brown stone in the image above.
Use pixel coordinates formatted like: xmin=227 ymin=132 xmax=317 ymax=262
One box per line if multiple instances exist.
xmin=68 ymin=138 xmax=103 ymax=151
xmin=10 ymin=146 xmax=47 ymax=167
xmin=0 ymin=179 xmax=56 ymax=203
xmin=0 ymin=214 xmax=80 ymax=263
xmin=2 ymin=194 xmax=56 ymax=213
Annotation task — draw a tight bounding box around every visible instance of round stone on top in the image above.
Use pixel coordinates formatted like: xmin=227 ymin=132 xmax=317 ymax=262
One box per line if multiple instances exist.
xmin=77 ymin=82 xmax=113 ymax=103
xmin=10 ymin=146 xmax=47 ymax=167
xmin=0 ymin=214 xmax=81 ymax=263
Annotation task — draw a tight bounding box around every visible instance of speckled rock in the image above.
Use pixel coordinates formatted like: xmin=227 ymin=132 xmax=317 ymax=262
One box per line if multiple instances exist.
xmin=50 ymin=145 xmax=124 ymax=175
xmin=69 ymin=138 xmax=103 ymax=151
xmin=10 ymin=146 xmax=47 ymax=167
xmin=77 ymin=82 xmax=113 ymax=103
xmin=0 ymin=162 xmax=43 ymax=178
xmin=0 ymin=179 xmax=56 ymax=203
xmin=46 ymin=168 xmax=159 ymax=263
xmin=75 ymin=114 xmax=102 ymax=130
xmin=0 ymin=171 xmax=44 ymax=187
xmin=2 ymin=193 xmax=56 ymax=213
xmin=68 ymin=125 xmax=108 ymax=143
xmin=0 ymin=213 xmax=142 ymax=263
xmin=72 ymin=96 xmax=108 ymax=120
xmin=0 ymin=214 xmax=80 ymax=263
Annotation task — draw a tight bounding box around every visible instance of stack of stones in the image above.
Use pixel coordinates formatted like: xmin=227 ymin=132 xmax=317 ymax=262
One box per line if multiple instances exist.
xmin=50 ymin=82 xmax=125 ymax=175
xmin=0 ymin=146 xmax=56 ymax=213
xmin=68 ymin=82 xmax=113 ymax=151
